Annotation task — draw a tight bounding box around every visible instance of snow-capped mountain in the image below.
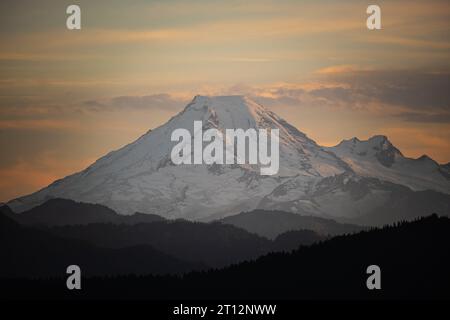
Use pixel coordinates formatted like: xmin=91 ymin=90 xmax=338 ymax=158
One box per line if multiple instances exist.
xmin=7 ymin=96 xmax=348 ymax=219
xmin=7 ymin=95 xmax=450 ymax=223
xmin=325 ymin=136 xmax=450 ymax=194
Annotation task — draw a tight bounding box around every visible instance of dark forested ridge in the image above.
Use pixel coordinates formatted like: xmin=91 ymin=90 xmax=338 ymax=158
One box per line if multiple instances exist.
xmin=221 ymin=209 xmax=366 ymax=238
xmin=0 ymin=212 xmax=204 ymax=277
xmin=46 ymin=221 xmax=324 ymax=267
xmin=1 ymin=214 xmax=449 ymax=300
xmin=0 ymin=199 xmax=333 ymax=269
xmin=45 ymin=221 xmax=282 ymax=268
xmin=3 ymin=198 xmax=166 ymax=226
xmin=0 ymin=207 xmax=325 ymax=273
xmin=3 ymin=198 xmax=364 ymax=238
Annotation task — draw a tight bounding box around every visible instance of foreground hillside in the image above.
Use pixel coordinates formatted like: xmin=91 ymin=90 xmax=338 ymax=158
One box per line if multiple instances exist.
xmin=0 ymin=212 xmax=204 ymax=277
xmin=0 ymin=202 xmax=325 ymax=273
xmin=2 ymin=215 xmax=449 ymax=300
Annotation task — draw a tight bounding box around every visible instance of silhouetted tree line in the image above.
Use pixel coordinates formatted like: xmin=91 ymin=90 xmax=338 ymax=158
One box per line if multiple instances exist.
xmin=1 ymin=214 xmax=449 ymax=300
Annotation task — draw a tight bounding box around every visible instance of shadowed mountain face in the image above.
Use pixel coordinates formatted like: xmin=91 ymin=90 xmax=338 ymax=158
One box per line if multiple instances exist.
xmin=0 ymin=204 xmax=14 ymax=218
xmin=221 ymin=209 xmax=366 ymax=239
xmin=2 ymin=215 xmax=448 ymax=300
xmin=353 ymin=189 xmax=450 ymax=226
xmin=259 ymin=172 xmax=450 ymax=224
xmin=0 ymin=212 xmax=203 ymax=278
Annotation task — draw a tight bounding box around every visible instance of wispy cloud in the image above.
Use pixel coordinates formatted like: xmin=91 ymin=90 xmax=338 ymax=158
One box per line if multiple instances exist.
xmin=0 ymin=119 xmax=80 ymax=131
xmin=393 ymin=112 xmax=450 ymax=123
xmin=359 ymin=35 xmax=450 ymax=49
xmin=316 ymin=65 xmax=374 ymax=75
xmin=82 ymin=93 xmax=186 ymax=113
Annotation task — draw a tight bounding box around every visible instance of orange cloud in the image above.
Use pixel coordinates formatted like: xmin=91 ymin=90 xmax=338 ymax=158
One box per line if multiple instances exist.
xmin=315 ymin=65 xmax=375 ymax=75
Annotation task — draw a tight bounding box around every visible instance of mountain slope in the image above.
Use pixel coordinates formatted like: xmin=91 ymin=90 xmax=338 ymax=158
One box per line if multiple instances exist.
xmin=259 ymin=172 xmax=450 ymax=223
xmin=326 ymin=136 xmax=450 ymax=194
xmin=7 ymin=95 xmax=348 ymax=219
xmin=354 ymin=189 xmax=450 ymax=226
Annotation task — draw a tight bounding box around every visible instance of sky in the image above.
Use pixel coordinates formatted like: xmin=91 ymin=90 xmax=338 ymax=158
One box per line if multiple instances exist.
xmin=0 ymin=0 xmax=449 ymax=202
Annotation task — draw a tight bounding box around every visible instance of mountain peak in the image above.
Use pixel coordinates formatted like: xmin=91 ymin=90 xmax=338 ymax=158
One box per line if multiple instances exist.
xmin=417 ymin=154 xmax=432 ymax=161
xmin=185 ymin=95 xmax=265 ymax=117
xmin=192 ymin=94 xmax=247 ymax=102
xmin=189 ymin=95 xmax=253 ymax=107
xmin=176 ymin=94 xmax=283 ymax=135
xmin=330 ymin=134 xmax=403 ymax=168
xmin=8 ymin=95 xmax=351 ymax=215
xmin=368 ymin=135 xmax=388 ymax=143
xmin=325 ymin=134 xmax=450 ymax=193
xmin=336 ymin=135 xmax=400 ymax=154
xmin=368 ymin=135 xmax=401 ymax=153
